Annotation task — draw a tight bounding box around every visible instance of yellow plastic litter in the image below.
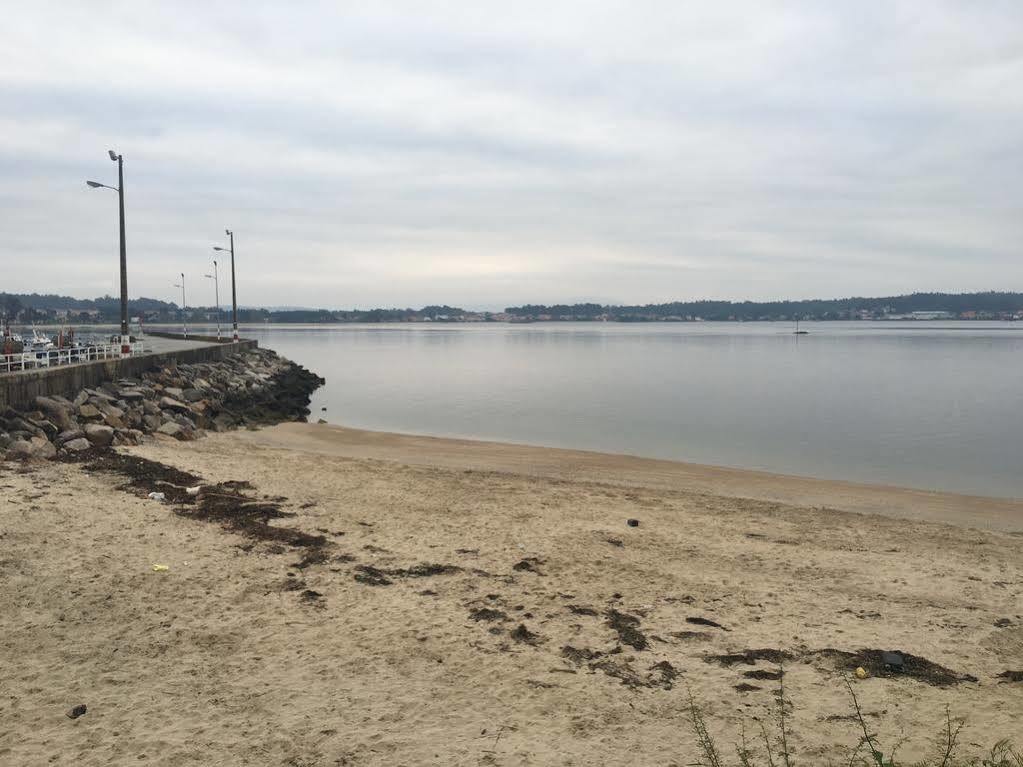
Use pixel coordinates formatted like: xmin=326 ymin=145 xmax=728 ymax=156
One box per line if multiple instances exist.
xmin=855 ymin=666 xmax=868 ymax=679
xmin=152 ymin=564 xmax=170 ymax=572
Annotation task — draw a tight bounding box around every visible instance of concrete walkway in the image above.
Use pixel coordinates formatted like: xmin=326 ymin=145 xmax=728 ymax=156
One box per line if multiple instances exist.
xmin=142 ymin=335 xmax=223 ymax=354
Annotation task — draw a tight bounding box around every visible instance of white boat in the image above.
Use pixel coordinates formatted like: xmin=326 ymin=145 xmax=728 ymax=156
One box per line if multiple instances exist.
xmin=29 ymin=329 xmax=55 ymax=352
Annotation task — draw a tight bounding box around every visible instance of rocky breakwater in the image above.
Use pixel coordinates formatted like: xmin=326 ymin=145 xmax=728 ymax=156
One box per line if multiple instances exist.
xmin=0 ymin=348 xmax=324 ymax=460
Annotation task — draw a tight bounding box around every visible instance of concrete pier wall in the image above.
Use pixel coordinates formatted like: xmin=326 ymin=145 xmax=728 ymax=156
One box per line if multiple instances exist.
xmin=0 ymin=340 xmax=258 ymax=410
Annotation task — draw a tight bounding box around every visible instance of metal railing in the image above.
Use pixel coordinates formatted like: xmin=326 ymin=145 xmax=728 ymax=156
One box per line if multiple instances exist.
xmin=1 ymin=341 xmax=147 ymax=374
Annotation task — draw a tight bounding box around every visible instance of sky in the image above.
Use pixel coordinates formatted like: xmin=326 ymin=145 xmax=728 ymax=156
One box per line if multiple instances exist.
xmin=2 ymin=1 xmax=1022 ymax=310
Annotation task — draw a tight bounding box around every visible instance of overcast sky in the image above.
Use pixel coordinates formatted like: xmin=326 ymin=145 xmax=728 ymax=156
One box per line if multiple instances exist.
xmin=2 ymin=1 xmax=1022 ymax=310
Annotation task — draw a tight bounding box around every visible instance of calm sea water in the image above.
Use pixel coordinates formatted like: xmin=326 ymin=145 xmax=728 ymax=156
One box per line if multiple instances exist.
xmin=201 ymin=321 xmax=1022 ymax=498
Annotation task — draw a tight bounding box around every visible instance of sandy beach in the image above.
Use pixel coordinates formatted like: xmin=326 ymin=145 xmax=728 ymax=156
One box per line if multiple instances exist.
xmin=2 ymin=423 xmax=1021 ymax=765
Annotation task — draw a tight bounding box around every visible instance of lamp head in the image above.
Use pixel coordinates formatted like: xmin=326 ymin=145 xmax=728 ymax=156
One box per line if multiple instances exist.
xmin=86 ymin=180 xmax=104 ymax=188
xmin=108 ymin=150 xmax=118 ymax=162
xmin=213 ymin=246 xmax=226 ymax=252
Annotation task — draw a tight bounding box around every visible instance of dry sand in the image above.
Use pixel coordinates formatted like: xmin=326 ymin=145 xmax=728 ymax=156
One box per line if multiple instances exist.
xmin=2 ymin=423 xmax=1021 ymax=766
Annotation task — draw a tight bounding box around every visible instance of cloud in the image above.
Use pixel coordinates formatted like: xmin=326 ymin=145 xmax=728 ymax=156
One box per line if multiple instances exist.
xmin=1 ymin=0 xmax=1021 ymax=309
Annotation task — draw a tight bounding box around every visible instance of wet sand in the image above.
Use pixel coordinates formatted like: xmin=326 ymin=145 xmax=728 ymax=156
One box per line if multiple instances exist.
xmin=239 ymin=423 xmax=1023 ymax=533
xmin=1 ymin=424 xmax=1021 ymax=765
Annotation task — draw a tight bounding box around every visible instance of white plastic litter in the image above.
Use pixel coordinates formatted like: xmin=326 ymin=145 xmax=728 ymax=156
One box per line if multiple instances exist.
xmin=186 ymin=486 xmax=202 ymax=496
xmin=147 ymin=492 xmax=166 ymax=501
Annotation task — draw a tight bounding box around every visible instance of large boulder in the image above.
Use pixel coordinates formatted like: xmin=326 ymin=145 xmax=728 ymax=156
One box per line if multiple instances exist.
xmin=61 ymin=437 xmax=92 ymax=453
xmin=55 ymin=428 xmax=86 ymax=446
xmin=112 ymin=429 xmax=142 ymax=446
xmin=95 ymin=402 xmax=125 ymax=429
xmin=159 ymin=397 xmax=190 ymax=413
xmin=26 ymin=436 xmax=56 ymax=460
xmin=34 ymin=397 xmax=74 ymax=431
xmin=77 ymin=403 xmax=102 ymax=420
xmin=26 ymin=417 xmax=58 ymax=440
xmin=156 ymin=421 xmax=184 ymax=438
xmin=83 ymin=424 xmax=115 ymax=447
xmin=4 ymin=440 xmax=34 ymax=460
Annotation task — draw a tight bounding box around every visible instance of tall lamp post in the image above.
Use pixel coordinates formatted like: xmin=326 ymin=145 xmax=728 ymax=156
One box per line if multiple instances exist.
xmin=173 ymin=273 xmax=187 ymax=338
xmin=213 ymin=229 xmax=237 ymax=342
xmin=86 ymin=149 xmax=130 ymax=356
xmin=205 ymin=260 xmax=221 ymax=340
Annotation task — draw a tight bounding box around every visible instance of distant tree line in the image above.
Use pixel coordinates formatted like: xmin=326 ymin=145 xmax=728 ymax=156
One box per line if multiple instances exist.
xmin=504 ymin=292 xmax=1023 ymax=321
xmin=4 ymin=291 xmax=1022 ymax=325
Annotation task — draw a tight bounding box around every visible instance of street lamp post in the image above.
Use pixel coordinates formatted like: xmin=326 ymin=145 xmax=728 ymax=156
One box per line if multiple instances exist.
xmin=173 ymin=274 xmax=187 ymax=337
xmin=213 ymin=229 xmax=237 ymax=342
xmin=205 ymin=260 xmax=220 ymax=340
xmin=86 ymin=149 xmax=130 ymax=356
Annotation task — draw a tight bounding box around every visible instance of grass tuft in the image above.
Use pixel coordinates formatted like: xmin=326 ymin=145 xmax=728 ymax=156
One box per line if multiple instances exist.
xmin=686 ymin=669 xmax=1021 ymax=767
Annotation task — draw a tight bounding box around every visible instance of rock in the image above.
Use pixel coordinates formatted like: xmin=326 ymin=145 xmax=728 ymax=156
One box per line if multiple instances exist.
xmin=181 ymin=388 xmax=204 ymax=402
xmin=87 ymin=388 xmax=116 ymax=402
xmin=172 ymin=412 xmax=196 ymax=428
xmin=165 ymin=387 xmax=184 ymax=399
xmin=84 ymin=424 xmax=115 ymax=447
xmin=66 ymin=704 xmax=87 ymax=720
xmin=159 ymin=397 xmax=190 ymax=413
xmin=142 ymin=414 xmax=163 ymax=431
xmin=27 ymin=436 xmax=56 ymax=459
xmin=77 ymin=404 xmax=102 ymax=420
xmin=27 ymin=418 xmax=59 ymax=439
xmin=72 ymin=390 xmax=89 ymax=408
xmin=118 ymin=389 xmax=145 ymax=402
xmin=102 ymin=414 xmax=126 ymax=429
xmin=34 ymin=396 xmax=75 ymax=431
xmin=211 ymin=413 xmax=235 ymax=432
xmin=61 ymin=437 xmax=92 ymax=453
xmin=142 ymin=400 xmax=160 ymax=416
xmin=55 ymin=429 xmax=86 ymax=446
xmin=4 ymin=440 xmax=33 ymax=460
xmin=96 ymin=402 xmax=124 ymax=420
xmin=6 ymin=417 xmax=43 ymax=438
xmin=156 ymin=421 xmax=184 ymax=437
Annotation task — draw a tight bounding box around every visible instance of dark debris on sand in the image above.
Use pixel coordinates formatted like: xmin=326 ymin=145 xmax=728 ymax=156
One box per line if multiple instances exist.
xmin=686 ymin=616 xmax=730 ymax=631
xmin=81 ymin=451 xmax=327 ymax=549
xmin=470 ymin=608 xmax=507 ymax=622
xmin=707 ymin=646 xmax=977 ymax=687
xmin=606 ymin=609 xmax=648 ymax=651
xmin=814 ymin=648 xmax=978 ymax=686
xmin=353 ymin=565 xmax=393 ymax=586
xmin=706 ymin=648 xmax=795 ymax=667
xmin=510 ymin=624 xmax=542 ymax=645
xmin=352 ymin=562 xmax=462 ymax=586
